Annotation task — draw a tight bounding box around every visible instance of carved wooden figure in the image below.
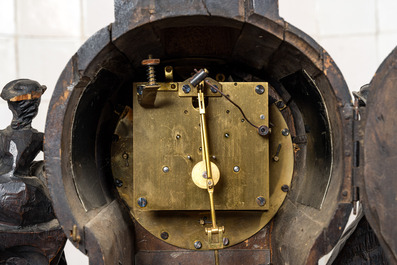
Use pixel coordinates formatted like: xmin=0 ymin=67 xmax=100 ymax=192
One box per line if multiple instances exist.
xmin=0 ymin=79 xmax=66 ymax=265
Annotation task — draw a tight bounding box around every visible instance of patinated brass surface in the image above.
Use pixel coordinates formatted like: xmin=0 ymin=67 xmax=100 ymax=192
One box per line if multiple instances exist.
xmin=112 ymin=101 xmax=293 ymax=250
xmin=131 ymin=82 xmax=269 ymax=211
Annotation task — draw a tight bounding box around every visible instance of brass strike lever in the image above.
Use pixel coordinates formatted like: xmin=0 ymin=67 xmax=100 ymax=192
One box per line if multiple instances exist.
xmin=197 ymin=86 xmax=223 ymax=265
xmin=189 ymin=69 xmax=223 ymax=265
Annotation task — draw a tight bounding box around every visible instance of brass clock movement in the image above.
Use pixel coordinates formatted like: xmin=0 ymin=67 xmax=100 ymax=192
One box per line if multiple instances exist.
xmin=43 ymin=1 xmax=397 ymax=264
xmin=111 ymin=57 xmax=294 ymax=254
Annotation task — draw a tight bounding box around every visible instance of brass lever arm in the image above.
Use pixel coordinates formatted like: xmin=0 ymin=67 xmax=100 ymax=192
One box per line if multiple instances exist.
xmin=198 ymin=89 xmax=216 ymax=226
xmin=197 ymin=88 xmax=224 ymax=255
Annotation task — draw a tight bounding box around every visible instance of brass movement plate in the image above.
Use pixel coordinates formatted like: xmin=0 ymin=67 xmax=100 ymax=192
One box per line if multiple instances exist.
xmin=111 ymin=102 xmax=294 ymax=250
xmin=131 ymin=82 xmax=269 ymax=211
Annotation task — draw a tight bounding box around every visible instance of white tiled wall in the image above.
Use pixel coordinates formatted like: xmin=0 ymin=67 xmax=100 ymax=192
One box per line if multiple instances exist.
xmin=0 ymin=37 xmax=17 ymax=84
xmin=16 ymin=0 xmax=82 ymax=37
xmin=82 ymin=0 xmax=114 ymax=37
xmin=317 ymin=0 xmax=376 ymax=36
xmin=0 ymin=0 xmax=15 ymax=35
xmin=0 ymin=0 xmax=114 ymax=132
xmin=0 ymin=1 xmax=396 ymax=264
xmin=279 ymin=0 xmax=397 ymax=92
xmin=0 ymin=0 xmax=114 ymax=264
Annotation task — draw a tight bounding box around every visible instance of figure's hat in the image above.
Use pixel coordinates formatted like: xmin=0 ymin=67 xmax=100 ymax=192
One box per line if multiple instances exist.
xmin=1 ymin=79 xmax=46 ymax=102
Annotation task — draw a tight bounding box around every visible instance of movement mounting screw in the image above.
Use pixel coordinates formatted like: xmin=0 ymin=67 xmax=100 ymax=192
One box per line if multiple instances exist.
xmin=115 ymin=179 xmax=123 ymax=187
xmin=137 ymin=197 xmax=147 ymax=208
xmin=194 ymin=240 xmax=202 ymax=249
xmin=276 ymin=101 xmax=285 ymax=109
xmin=256 ymin=196 xmax=266 ymax=206
xmin=182 ymin=84 xmax=191 ymax=94
xmin=282 ymin=128 xmax=290 ymax=136
xmin=255 ymin=85 xmax=265 ymax=94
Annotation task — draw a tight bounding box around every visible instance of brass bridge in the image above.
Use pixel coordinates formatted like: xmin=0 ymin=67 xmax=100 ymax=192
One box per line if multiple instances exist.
xmin=206 ymin=226 xmax=225 ymax=249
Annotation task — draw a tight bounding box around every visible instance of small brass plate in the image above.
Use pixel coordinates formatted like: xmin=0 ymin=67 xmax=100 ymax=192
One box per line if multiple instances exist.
xmin=131 ymin=82 xmax=269 ymax=211
xmin=135 ymin=82 xmax=178 ymax=92
xmin=178 ymin=77 xmax=222 ymax=97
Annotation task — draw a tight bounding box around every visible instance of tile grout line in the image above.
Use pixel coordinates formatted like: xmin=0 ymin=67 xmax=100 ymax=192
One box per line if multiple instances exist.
xmin=13 ymin=0 xmax=19 ymax=79
xmin=80 ymin=0 xmax=85 ymax=42
xmin=319 ymin=32 xmax=381 ymax=40
xmin=314 ymin=0 xmax=321 ymax=42
xmin=374 ymin=0 xmax=380 ymax=65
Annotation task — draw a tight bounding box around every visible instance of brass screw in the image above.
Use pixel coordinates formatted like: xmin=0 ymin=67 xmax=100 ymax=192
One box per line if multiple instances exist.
xmin=72 ymin=225 xmax=81 ymax=243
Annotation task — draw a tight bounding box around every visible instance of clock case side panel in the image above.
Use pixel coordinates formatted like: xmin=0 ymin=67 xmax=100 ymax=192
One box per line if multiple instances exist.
xmin=361 ymin=46 xmax=397 ymax=265
xmin=45 ymin=26 xmax=136 ymax=265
